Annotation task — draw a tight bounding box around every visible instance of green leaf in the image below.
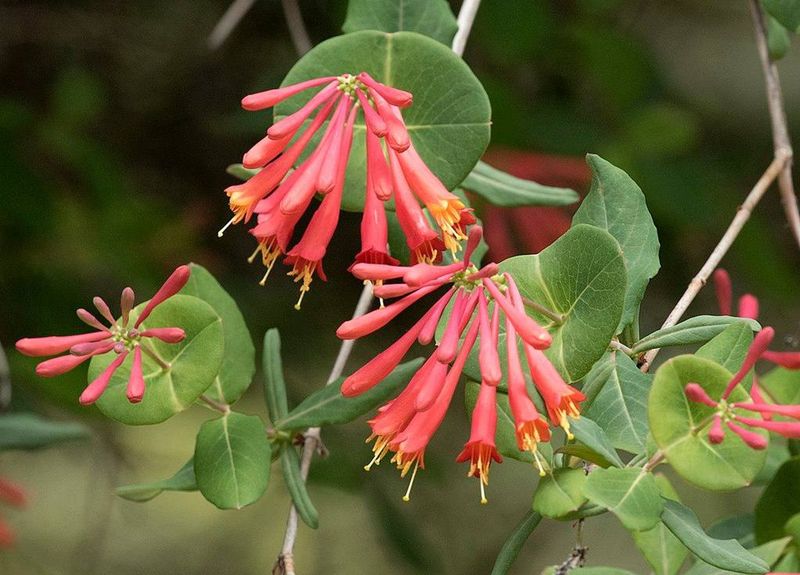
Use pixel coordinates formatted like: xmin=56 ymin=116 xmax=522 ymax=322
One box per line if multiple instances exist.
xmin=499 ymin=224 xmax=627 ymax=382
xmin=763 ymin=0 xmax=800 ymax=33
xmin=490 ymin=511 xmax=543 ymax=575
xmin=708 ymin=514 xmax=755 ymax=548
xmin=569 ymin=416 xmax=625 ymax=468
xmin=631 ymin=316 xmax=760 ymax=355
xmin=90 ymin=295 xmax=225 ymax=425
xmin=262 ymin=329 xmax=290 ymax=422
xmin=342 ymin=0 xmax=458 ymax=46
xmin=696 ymin=322 xmax=754 ymax=384
xmin=182 ymin=263 xmax=255 ymax=404
xmin=194 ymin=412 xmax=272 ymax=510
xmin=0 ymin=413 xmax=90 ymax=450
xmin=280 ymin=447 xmax=319 ymax=529
xmin=274 ymin=31 xmax=491 ymax=211
xmin=275 ymin=358 xmax=423 ymax=431
xmin=767 ymin=15 xmax=792 ymax=60
xmin=632 ymin=474 xmax=689 ymax=575
xmin=583 ymin=351 xmax=651 ymax=454
xmin=116 ymin=459 xmax=196 ymax=502
xmin=573 ymin=154 xmax=660 ymax=332
xmin=557 ymin=444 xmax=616 ymax=469
xmin=661 ymin=499 xmax=769 ymax=574
xmin=683 ymin=538 xmax=791 ymax=575
xmin=784 ymin=512 xmax=800 ymax=543
xmin=583 ymin=467 xmax=663 ymax=531
xmin=759 ymin=366 xmax=800 ymax=406
xmin=532 ymin=467 xmax=588 ymax=519
xmin=649 ymin=355 xmax=767 ymax=490
xmin=754 ymin=457 xmax=800 ymax=544
xmin=462 ymin=160 xmax=579 ymax=207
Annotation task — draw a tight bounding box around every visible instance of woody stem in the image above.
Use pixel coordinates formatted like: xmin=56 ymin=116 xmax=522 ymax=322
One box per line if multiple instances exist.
xmin=277 ymin=283 xmax=374 ymax=574
xmin=639 ymin=154 xmax=788 ymax=373
xmin=749 ymin=0 xmax=800 ymax=251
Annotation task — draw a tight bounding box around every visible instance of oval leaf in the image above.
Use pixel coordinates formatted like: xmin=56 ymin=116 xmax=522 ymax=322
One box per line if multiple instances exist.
xmin=632 ymin=316 xmax=760 ymax=355
xmin=182 ymin=263 xmax=255 ymax=405
xmin=532 ymin=467 xmax=588 ymax=519
xmin=0 ymin=413 xmax=90 ymax=451
xmin=661 ymin=499 xmax=769 ymax=574
xmin=632 ymin=475 xmax=689 ymax=575
xmin=583 ymin=467 xmax=663 ymax=531
xmin=90 ymin=295 xmax=225 ymax=425
xmin=754 ymin=457 xmax=800 ymax=544
xmin=499 ymin=224 xmax=627 ymax=382
xmin=583 ymin=351 xmax=651 ymax=454
xmin=263 ymin=329 xmax=290 ymax=422
xmin=276 ymin=358 xmax=423 ymax=431
xmin=194 ymin=412 xmax=271 ymax=510
xmin=342 ymin=0 xmax=458 ymax=46
xmin=274 ymin=30 xmax=491 ymax=211
xmin=569 ymin=415 xmax=625 ymax=468
xmin=463 ymin=160 xmax=579 ymax=207
xmin=280 ymin=446 xmax=319 ymax=529
xmin=116 ymin=458 xmax=196 ymax=503
xmin=649 ymin=355 xmax=767 ymax=490
xmin=573 ymin=154 xmax=660 ymax=332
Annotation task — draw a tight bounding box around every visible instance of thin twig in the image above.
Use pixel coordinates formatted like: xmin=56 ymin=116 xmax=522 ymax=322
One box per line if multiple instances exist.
xmin=199 ymin=394 xmax=231 ymax=414
xmin=639 ymin=154 xmax=788 ymax=372
xmin=608 ymin=340 xmax=633 ymax=356
xmin=280 ymin=0 xmax=312 ymax=56
xmin=276 ymin=283 xmax=373 ymax=575
xmin=207 ymin=0 xmax=258 ymax=51
xmin=749 ymin=0 xmax=800 ymax=250
xmin=452 ymin=0 xmax=482 ymax=57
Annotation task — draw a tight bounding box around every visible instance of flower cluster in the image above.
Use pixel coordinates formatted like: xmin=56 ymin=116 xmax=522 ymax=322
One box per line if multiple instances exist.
xmin=0 ymin=477 xmax=26 ymax=548
xmin=685 ymin=327 xmax=800 ymax=449
xmin=223 ymin=73 xmax=473 ymax=308
xmin=337 ymin=227 xmax=584 ymax=502
xmin=15 ymin=266 xmax=190 ymax=405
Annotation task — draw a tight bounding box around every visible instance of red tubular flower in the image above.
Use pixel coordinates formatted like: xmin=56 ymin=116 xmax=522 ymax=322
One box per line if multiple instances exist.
xmin=477 ymin=293 xmax=502 ymax=386
xmin=231 ymin=73 xmax=475 ymax=302
xmin=684 ymin=383 xmax=719 ymax=407
xmin=761 ymin=350 xmax=800 ymax=369
xmin=505 ymin=312 xmax=551 ymax=475
xmin=738 ymin=294 xmax=759 ymax=320
xmin=726 ymin=420 xmax=769 ymax=449
xmin=456 ymin=381 xmax=502 ymax=504
xmin=482 ymin=276 xmax=551 ymax=349
xmin=721 ymin=327 xmax=774 ymax=399
xmin=713 ymin=268 xmax=733 ymax=316
xmin=16 ymin=266 xmax=190 ymax=405
xmin=0 ymin=477 xmax=26 ymax=550
xmin=708 ymin=415 xmax=725 ymax=444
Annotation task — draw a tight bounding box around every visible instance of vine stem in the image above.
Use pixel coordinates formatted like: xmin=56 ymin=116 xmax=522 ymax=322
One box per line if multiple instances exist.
xmin=275 ymin=3 xmax=482 ymax=570
xmin=749 ymin=0 xmax=800 ymax=250
xmin=639 ymin=153 xmax=788 ymax=372
xmin=276 ymin=283 xmax=373 ymax=575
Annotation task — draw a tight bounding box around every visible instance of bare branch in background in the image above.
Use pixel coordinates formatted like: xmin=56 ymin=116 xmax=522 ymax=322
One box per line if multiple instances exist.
xmin=207 ymin=0 xmax=258 ymax=51
xmin=280 ymin=0 xmax=312 ymax=56
xmin=749 ymin=0 xmax=800 ymax=250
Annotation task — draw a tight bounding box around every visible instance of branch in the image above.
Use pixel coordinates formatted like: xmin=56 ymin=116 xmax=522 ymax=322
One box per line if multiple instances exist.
xmin=280 ymin=0 xmax=312 ymax=56
xmin=452 ymin=0 xmax=482 ymax=57
xmin=749 ymin=0 xmax=800 ymax=250
xmin=639 ymin=154 xmax=788 ymax=372
xmin=207 ymin=0 xmax=258 ymax=51
xmin=276 ymin=283 xmax=373 ymax=575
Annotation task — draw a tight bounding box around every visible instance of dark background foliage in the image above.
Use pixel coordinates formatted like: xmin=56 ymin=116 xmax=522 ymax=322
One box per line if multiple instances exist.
xmin=0 ymin=1 xmax=798 ymax=573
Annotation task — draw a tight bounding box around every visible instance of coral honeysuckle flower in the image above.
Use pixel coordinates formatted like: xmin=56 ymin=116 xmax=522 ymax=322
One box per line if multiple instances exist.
xmin=0 ymin=477 xmax=26 ymax=549
xmin=684 ymin=326 xmax=800 ymax=448
xmin=15 ymin=266 xmax=190 ymax=405
xmin=224 ymin=73 xmax=474 ymax=305
xmin=338 ymin=227 xmax=581 ymax=499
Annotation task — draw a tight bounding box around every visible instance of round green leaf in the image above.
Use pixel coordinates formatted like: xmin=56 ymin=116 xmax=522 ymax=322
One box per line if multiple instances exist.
xmin=649 ymin=355 xmax=767 ymax=490
xmin=499 ymin=224 xmax=627 ymax=382
xmin=194 ymin=412 xmax=272 ymax=510
xmin=532 ymin=467 xmax=588 ymax=519
xmin=583 ymin=467 xmax=664 ymax=531
xmin=342 ymin=0 xmax=458 ymax=46
xmin=754 ymin=457 xmax=800 ymax=544
xmin=274 ymin=30 xmax=492 ymax=211
xmin=181 ymin=263 xmax=255 ymax=405
xmin=89 ymin=295 xmax=224 ymax=425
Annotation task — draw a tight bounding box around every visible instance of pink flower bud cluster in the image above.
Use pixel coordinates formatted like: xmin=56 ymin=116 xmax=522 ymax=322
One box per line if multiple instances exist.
xmin=0 ymin=477 xmax=26 ymax=548
xmin=15 ymin=266 xmax=191 ymax=405
xmin=338 ymin=227 xmax=584 ymax=502
xmin=224 ymin=74 xmax=474 ymax=308
xmin=685 ymin=327 xmax=800 ymax=449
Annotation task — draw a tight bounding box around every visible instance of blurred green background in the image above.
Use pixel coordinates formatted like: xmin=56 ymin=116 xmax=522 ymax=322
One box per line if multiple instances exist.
xmin=1 ymin=1 xmax=799 ymax=573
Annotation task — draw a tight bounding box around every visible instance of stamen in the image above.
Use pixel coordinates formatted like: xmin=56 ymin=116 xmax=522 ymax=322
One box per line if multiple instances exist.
xmin=479 ymin=474 xmax=488 ymax=505
xmin=559 ymin=411 xmax=574 ymax=440
xmin=532 ymin=450 xmax=547 ymax=477
xmin=402 ymin=461 xmax=419 ymax=502
xmin=217 ymin=216 xmax=236 ymax=238
xmin=247 ymin=246 xmax=261 ymax=264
